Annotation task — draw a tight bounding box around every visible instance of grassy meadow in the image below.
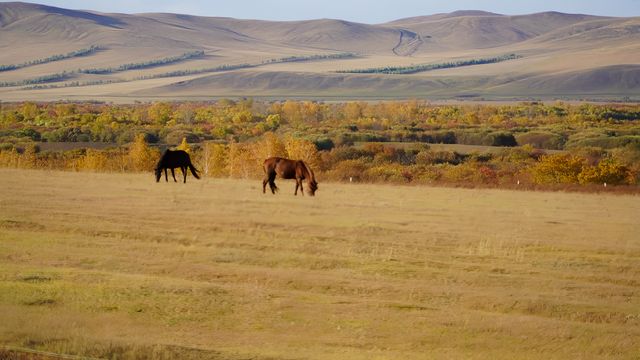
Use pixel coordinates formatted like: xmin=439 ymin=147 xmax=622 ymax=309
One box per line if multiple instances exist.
xmin=0 ymin=168 xmax=639 ymax=359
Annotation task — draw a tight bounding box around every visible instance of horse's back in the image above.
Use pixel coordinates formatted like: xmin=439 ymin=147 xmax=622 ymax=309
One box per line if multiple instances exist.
xmin=160 ymin=149 xmax=191 ymax=167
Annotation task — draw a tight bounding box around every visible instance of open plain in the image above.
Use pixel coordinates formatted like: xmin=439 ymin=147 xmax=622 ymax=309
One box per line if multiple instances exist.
xmin=0 ymin=3 xmax=639 ymax=101
xmin=0 ymin=169 xmax=639 ymax=359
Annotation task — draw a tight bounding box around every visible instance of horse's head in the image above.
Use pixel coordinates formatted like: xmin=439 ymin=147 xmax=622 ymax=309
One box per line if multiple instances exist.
xmin=154 ymin=167 xmax=162 ymax=182
xmin=307 ymin=180 xmax=318 ymax=196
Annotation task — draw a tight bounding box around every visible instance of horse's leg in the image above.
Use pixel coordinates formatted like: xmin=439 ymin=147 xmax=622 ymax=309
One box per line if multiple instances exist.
xmin=262 ymin=178 xmax=268 ymax=194
xmin=182 ymin=167 xmax=187 ymax=183
xmin=295 ymin=181 xmax=299 ymax=196
xmin=164 ymin=168 xmax=168 ymax=182
xmin=299 ymin=179 xmax=304 ymax=196
xmin=269 ymin=172 xmax=277 ymax=194
xmin=171 ymin=168 xmax=177 ymax=182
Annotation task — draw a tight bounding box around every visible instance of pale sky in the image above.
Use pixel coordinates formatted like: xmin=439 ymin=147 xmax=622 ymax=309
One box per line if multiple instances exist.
xmin=3 ymin=0 xmax=640 ymax=22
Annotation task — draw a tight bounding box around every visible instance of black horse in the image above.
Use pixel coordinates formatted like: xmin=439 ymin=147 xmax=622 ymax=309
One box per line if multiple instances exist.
xmin=155 ymin=149 xmax=200 ymax=183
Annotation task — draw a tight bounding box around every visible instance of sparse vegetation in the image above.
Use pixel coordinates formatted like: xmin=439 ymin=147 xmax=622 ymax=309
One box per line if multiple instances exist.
xmin=0 ymin=45 xmax=101 ymax=72
xmin=263 ymin=52 xmax=357 ymax=64
xmin=336 ymin=53 xmax=521 ymax=74
xmin=0 ymin=72 xmax=74 ymax=87
xmin=18 ymin=53 xmax=357 ymax=90
xmin=78 ymin=50 xmax=206 ymax=74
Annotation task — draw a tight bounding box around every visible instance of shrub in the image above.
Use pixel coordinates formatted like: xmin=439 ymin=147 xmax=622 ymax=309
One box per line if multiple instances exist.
xmin=365 ymin=164 xmax=407 ymax=183
xmin=78 ymin=149 xmax=109 ymax=171
xmin=515 ymin=131 xmax=566 ymax=150
xmin=531 ymin=154 xmax=585 ymax=184
xmin=415 ymin=150 xmax=463 ymax=165
xmin=491 ymin=132 xmax=517 ymax=147
xmin=578 ymin=159 xmax=632 ymax=185
xmin=326 ymin=159 xmax=369 ymax=181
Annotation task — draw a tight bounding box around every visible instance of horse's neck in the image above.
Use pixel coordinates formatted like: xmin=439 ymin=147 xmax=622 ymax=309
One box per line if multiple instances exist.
xmin=301 ymin=162 xmax=313 ymax=181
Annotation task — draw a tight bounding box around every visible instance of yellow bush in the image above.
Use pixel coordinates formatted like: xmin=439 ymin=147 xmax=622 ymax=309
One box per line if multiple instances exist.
xmin=78 ymin=149 xmax=109 ymax=172
xmin=578 ymin=159 xmax=631 ymax=185
xmin=531 ymin=154 xmax=585 ymax=184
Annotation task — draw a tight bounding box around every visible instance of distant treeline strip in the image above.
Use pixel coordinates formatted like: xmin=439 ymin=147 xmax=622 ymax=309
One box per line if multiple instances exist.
xmin=79 ymin=50 xmax=206 ymax=74
xmin=336 ymin=54 xmax=521 ymax=75
xmin=0 ymin=72 xmax=74 ymax=87
xmin=19 ymin=52 xmax=358 ymax=90
xmin=263 ymin=52 xmax=356 ymax=64
xmin=0 ymin=45 xmax=101 ymax=72
xmin=0 ymin=50 xmax=205 ymax=88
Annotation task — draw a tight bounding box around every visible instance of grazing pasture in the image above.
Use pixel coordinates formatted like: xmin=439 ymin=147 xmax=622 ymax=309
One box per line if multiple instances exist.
xmin=0 ymin=169 xmax=638 ymax=359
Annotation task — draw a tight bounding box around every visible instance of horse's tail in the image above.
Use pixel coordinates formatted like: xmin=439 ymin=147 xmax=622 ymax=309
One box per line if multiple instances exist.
xmin=264 ymin=158 xmax=279 ymax=192
xmin=188 ymin=162 xmax=200 ymax=179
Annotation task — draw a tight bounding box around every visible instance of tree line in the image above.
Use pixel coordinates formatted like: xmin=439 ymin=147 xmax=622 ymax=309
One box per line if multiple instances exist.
xmin=336 ymin=54 xmax=521 ymax=75
xmin=0 ymin=100 xmax=638 ymax=190
xmin=0 ymin=45 xmax=101 ymax=72
xmin=79 ymin=50 xmax=205 ymax=74
xmin=12 ymin=52 xmax=357 ymax=89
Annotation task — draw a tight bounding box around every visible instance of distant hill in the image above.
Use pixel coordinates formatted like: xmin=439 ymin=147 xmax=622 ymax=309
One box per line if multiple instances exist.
xmin=0 ymin=2 xmax=638 ymax=101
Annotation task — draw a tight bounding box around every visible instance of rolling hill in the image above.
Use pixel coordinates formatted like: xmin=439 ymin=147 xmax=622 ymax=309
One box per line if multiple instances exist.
xmin=0 ymin=1 xmax=638 ymax=101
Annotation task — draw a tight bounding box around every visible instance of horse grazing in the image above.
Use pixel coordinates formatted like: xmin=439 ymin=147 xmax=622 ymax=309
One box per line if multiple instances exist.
xmin=155 ymin=149 xmax=200 ymax=183
xmin=263 ymin=157 xmax=318 ymax=196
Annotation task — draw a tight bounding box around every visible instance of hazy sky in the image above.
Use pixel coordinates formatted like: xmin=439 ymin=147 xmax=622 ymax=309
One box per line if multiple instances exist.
xmin=4 ymin=0 xmax=640 ymax=22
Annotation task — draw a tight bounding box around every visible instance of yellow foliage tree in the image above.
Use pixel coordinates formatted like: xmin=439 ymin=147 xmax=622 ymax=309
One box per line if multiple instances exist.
xmin=253 ymin=132 xmax=286 ymax=163
xmin=284 ymin=136 xmax=319 ymax=169
xmin=228 ymin=142 xmax=257 ymax=179
xmin=147 ymin=102 xmax=173 ymax=125
xmin=128 ymin=134 xmax=159 ymax=172
xmin=199 ymin=142 xmax=228 ymax=177
xmin=176 ymin=137 xmax=191 ymax=153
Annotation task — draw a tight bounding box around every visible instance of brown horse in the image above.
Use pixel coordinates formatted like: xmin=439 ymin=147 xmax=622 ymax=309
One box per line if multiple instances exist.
xmin=263 ymin=157 xmax=318 ymax=196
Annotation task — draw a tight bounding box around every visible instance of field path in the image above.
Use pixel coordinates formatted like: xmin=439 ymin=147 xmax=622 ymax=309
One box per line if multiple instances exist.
xmin=0 ymin=169 xmax=639 ymax=359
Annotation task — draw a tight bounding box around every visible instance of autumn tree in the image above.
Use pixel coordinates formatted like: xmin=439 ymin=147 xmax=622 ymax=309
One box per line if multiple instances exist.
xmin=128 ymin=134 xmax=159 ymax=171
xmin=147 ymin=102 xmax=173 ymax=125
xmin=176 ymin=137 xmax=191 ymax=153
xmin=199 ymin=142 xmax=228 ymax=177
xmin=284 ymin=136 xmax=319 ymax=169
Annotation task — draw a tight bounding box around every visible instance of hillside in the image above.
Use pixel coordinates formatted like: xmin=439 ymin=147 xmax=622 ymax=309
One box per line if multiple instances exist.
xmin=0 ymin=2 xmax=638 ymax=101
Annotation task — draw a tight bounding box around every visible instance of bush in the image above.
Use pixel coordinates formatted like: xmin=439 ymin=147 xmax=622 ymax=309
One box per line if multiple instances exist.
xmin=165 ymin=130 xmax=200 ymax=145
xmin=490 ymin=132 xmax=517 ymax=147
xmin=420 ymin=131 xmax=456 ymax=144
xmin=578 ymin=159 xmax=632 ymax=185
xmin=326 ymin=159 xmax=369 ymax=181
xmin=314 ymin=137 xmax=335 ymax=151
xmin=365 ymin=164 xmax=407 ymax=182
xmin=531 ymin=154 xmax=585 ymax=184
xmin=415 ymin=150 xmax=463 ymax=165
xmin=516 ymin=131 xmax=566 ymax=150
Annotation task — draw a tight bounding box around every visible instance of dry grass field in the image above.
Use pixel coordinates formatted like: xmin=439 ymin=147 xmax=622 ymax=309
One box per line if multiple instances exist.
xmin=0 ymin=168 xmax=639 ymax=359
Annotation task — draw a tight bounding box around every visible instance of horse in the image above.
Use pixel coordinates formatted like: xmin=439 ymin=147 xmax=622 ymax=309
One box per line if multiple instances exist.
xmin=155 ymin=149 xmax=200 ymax=183
xmin=262 ymin=157 xmax=318 ymax=196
